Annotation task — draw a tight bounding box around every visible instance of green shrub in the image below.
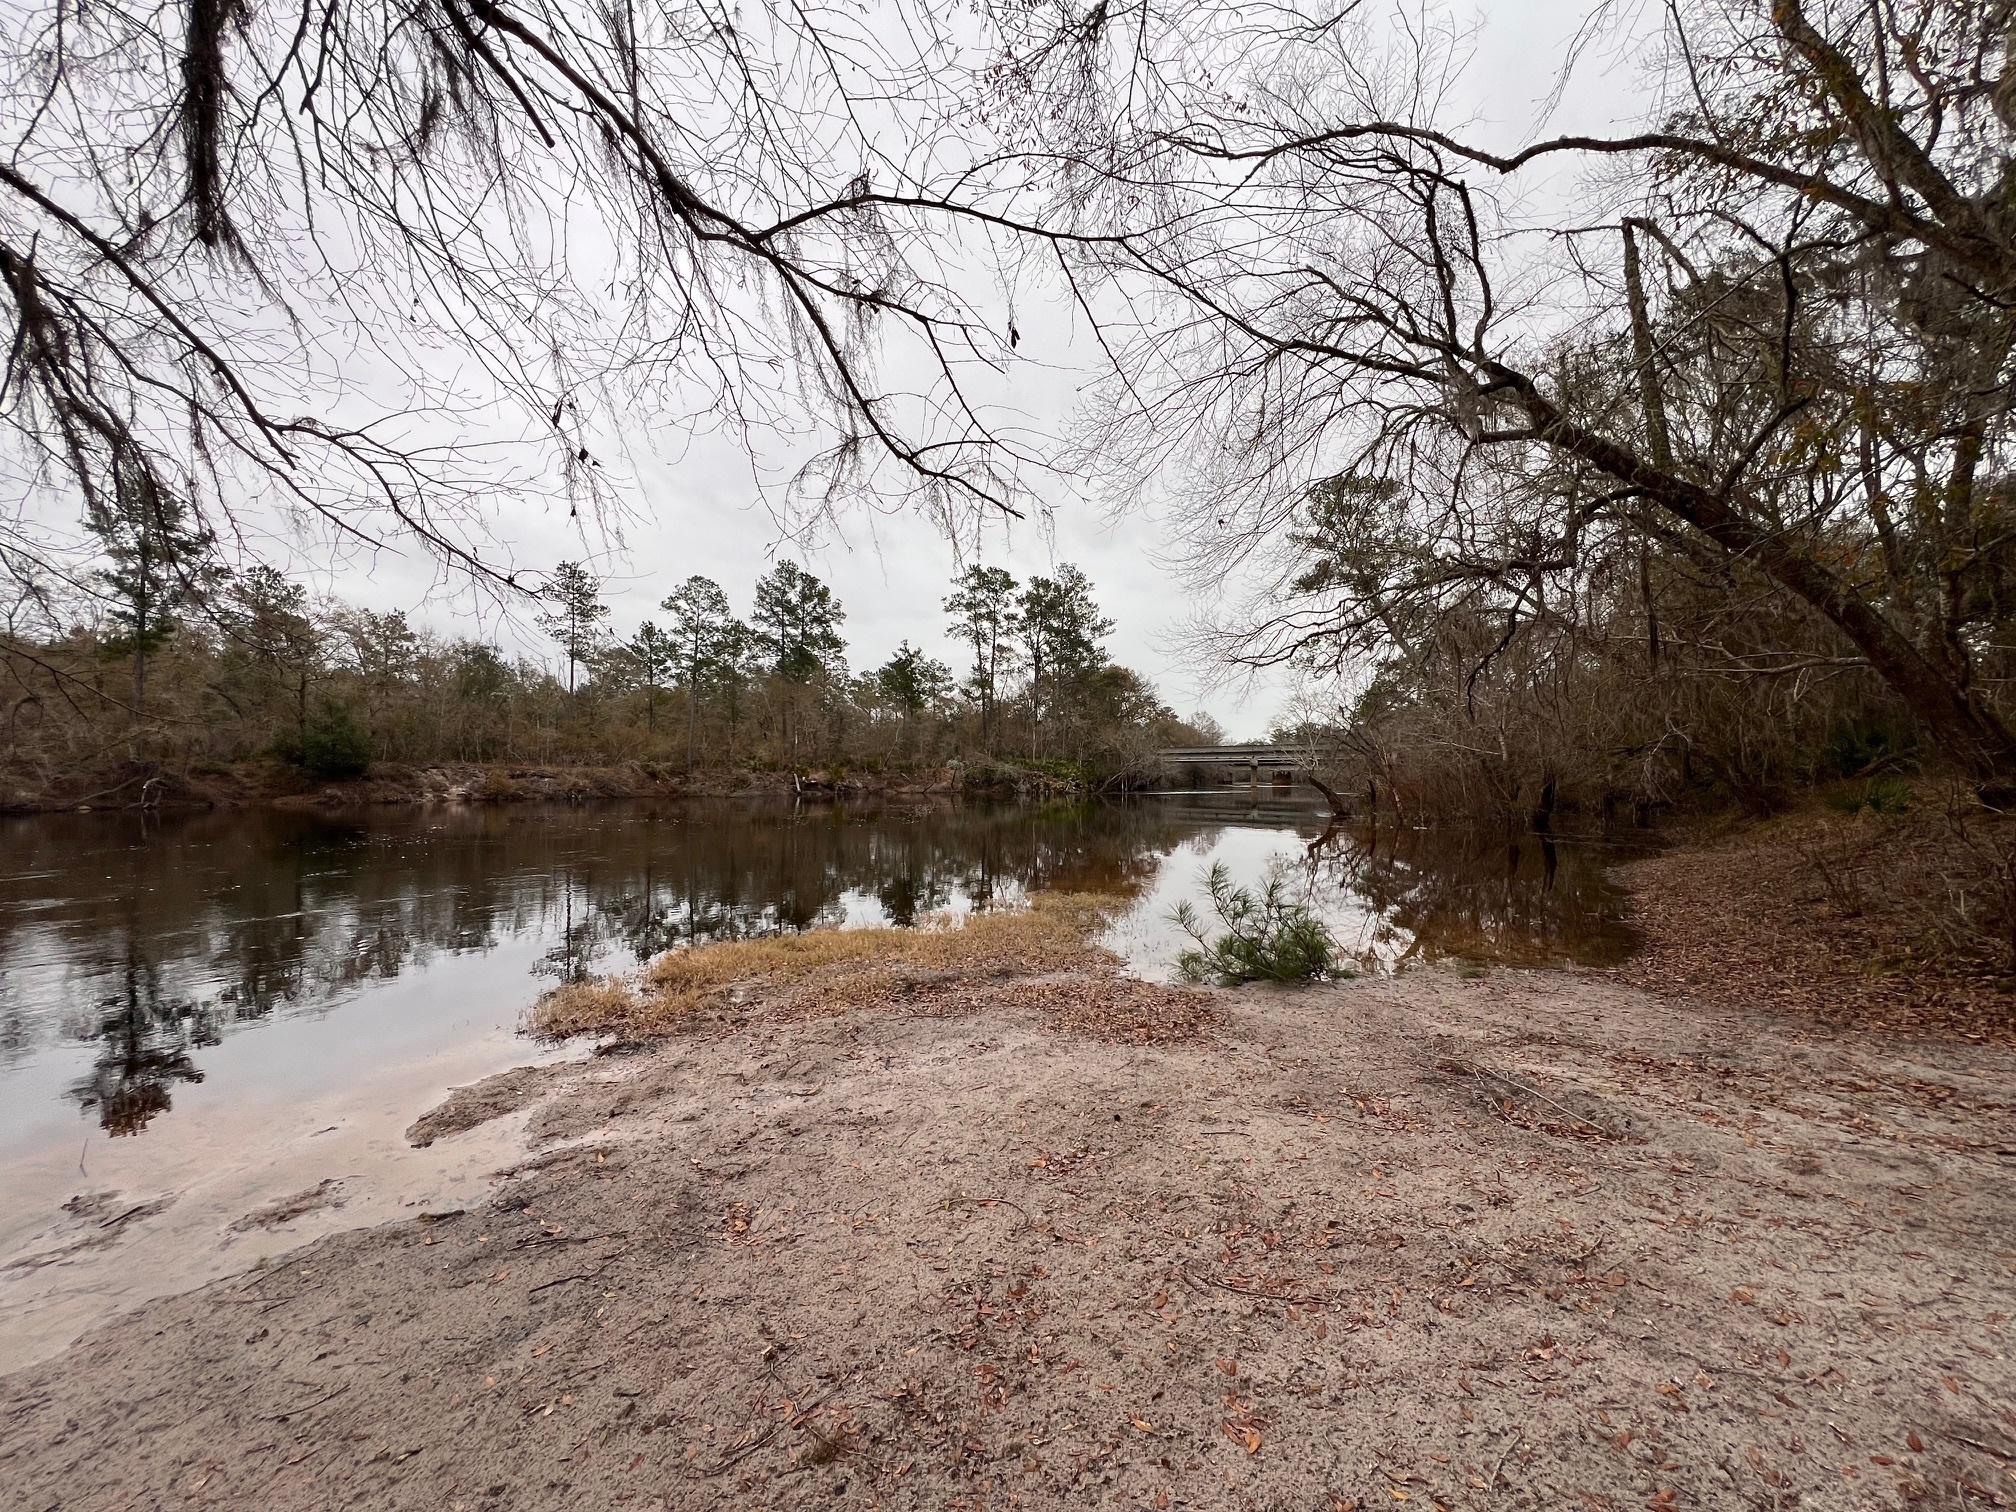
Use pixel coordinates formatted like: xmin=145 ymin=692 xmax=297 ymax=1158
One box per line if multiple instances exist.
xmin=1172 ymin=862 xmax=1340 ymax=984
xmin=1820 ymin=715 xmax=1920 ymax=780
xmin=1825 ymin=774 xmax=1913 ymax=816
xmin=293 ymin=701 xmax=373 ymax=780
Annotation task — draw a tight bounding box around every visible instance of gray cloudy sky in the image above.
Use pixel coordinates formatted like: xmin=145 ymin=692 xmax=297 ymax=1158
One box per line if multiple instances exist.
xmin=328 ymin=0 xmax=1643 ymax=739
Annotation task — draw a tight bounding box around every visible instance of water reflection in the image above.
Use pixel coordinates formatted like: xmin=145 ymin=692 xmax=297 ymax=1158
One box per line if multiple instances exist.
xmin=1 ymin=801 xmax=1183 ymax=1134
xmin=1305 ymin=820 xmax=1642 ymax=967
xmin=0 ymin=798 xmax=1644 ymax=1140
xmin=70 ymin=939 xmax=215 ymax=1136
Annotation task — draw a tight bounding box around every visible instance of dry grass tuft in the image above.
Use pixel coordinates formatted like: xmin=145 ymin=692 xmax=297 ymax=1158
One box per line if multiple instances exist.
xmin=529 ymin=975 xmax=645 ymax=1040
xmin=526 ymin=893 xmax=1125 ymax=1041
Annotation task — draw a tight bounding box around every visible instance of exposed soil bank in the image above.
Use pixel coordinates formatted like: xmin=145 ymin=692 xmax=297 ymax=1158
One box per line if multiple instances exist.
xmin=0 ymin=755 xmax=1133 ymax=814
xmin=5 ymin=953 xmax=2013 ymax=1510
xmin=0 ymin=757 xmax=968 ymax=814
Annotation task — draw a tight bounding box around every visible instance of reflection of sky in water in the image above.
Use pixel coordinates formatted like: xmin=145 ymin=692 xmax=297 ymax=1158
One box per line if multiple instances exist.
xmin=834 ymin=880 xmax=1022 ymax=931
xmin=0 ymin=798 xmax=1639 ymax=1154
xmin=0 ymin=800 xmax=1198 ymax=1146
xmin=1103 ymin=827 xmax=1386 ymax=981
xmin=1103 ymin=824 xmax=1646 ymax=980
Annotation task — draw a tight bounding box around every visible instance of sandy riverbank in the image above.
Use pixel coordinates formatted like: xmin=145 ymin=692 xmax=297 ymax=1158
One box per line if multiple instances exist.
xmin=4 ymin=909 xmax=2013 ymax=1511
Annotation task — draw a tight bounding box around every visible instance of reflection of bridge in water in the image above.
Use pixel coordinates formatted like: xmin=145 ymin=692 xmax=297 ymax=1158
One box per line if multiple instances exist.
xmin=1157 ymin=745 xmax=1349 ymax=811
xmin=1145 ymin=792 xmax=1332 ymax=827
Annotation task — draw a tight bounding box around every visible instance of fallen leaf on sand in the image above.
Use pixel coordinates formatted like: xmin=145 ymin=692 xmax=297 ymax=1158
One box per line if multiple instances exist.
xmin=1219 ymin=1420 xmax=1262 ymax=1454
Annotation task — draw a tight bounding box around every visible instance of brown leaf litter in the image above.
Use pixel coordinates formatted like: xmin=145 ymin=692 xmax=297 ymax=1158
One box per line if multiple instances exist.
xmin=1614 ymin=801 xmax=2016 ymax=1044
xmin=6 ymin=964 xmax=2013 ymax=1512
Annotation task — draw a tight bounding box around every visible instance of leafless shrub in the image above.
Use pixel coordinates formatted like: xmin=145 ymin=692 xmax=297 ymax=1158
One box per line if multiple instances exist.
xmin=1938 ymin=797 xmax=2016 ymax=976
xmin=1793 ymin=820 xmax=1890 ymax=920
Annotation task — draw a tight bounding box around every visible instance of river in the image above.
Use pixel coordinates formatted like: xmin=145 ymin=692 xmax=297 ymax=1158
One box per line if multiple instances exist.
xmin=0 ymin=794 xmax=1639 ymax=1364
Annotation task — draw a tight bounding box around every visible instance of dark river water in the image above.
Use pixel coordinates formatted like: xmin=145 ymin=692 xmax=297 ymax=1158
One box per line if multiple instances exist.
xmin=0 ymin=795 xmax=1640 ymax=1149
xmin=0 ymin=795 xmax=1643 ymax=1365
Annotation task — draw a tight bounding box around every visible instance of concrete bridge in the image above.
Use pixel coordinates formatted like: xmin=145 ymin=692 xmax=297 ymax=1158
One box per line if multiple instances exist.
xmin=1157 ymin=744 xmax=1349 ymax=811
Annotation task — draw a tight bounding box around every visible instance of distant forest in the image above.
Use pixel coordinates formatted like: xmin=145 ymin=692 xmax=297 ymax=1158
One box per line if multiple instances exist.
xmin=2 ymin=0 xmax=2005 ymax=824
xmin=0 ymin=518 xmax=1216 ymax=790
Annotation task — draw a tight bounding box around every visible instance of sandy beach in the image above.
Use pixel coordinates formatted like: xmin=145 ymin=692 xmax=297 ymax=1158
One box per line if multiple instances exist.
xmin=4 ymin=925 xmax=2012 ymax=1511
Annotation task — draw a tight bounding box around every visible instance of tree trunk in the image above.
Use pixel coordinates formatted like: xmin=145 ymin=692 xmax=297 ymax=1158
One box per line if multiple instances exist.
xmin=686 ymin=672 xmax=699 ymax=774
xmin=1502 ymin=370 xmax=2016 ymax=790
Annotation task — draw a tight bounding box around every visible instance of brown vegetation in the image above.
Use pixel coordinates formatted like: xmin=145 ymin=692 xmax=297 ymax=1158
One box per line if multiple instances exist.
xmin=1615 ymin=792 xmax=2016 ymax=1043
xmin=0 ymin=755 xmax=974 ymax=814
xmin=526 ymin=891 xmax=1208 ymax=1045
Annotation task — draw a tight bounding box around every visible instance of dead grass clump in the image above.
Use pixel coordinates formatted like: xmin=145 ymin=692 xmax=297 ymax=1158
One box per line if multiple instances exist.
xmin=528 ymin=975 xmax=644 ymax=1039
xmin=528 ymin=893 xmax=1124 ymax=1040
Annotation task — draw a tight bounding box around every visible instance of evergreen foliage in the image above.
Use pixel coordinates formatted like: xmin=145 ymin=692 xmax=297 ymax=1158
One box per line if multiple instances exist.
xmin=2 ymin=554 xmax=1209 ymax=784
xmin=84 ymin=471 xmax=221 ymax=722
xmin=752 ymin=563 xmax=845 ymax=683
xmin=290 ymin=700 xmax=374 ymax=780
xmin=1173 ymin=863 xmax=1341 ymax=984
xmin=537 ymin=562 xmax=611 ymax=696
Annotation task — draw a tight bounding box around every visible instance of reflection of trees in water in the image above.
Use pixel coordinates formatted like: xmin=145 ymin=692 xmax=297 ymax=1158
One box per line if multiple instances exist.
xmin=1 ymin=802 xmax=1198 ymax=1102
xmin=5 ymin=798 xmax=1647 ymax=1137
xmin=1306 ymin=822 xmax=1639 ymax=967
xmin=69 ymin=939 xmax=217 ymax=1135
xmin=558 ymin=803 xmax=1175 ymax=970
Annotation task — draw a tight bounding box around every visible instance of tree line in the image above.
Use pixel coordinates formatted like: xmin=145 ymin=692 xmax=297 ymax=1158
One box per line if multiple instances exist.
xmin=1 ymin=0 xmax=2008 ymax=812
xmin=0 ymin=502 xmax=1209 ymax=791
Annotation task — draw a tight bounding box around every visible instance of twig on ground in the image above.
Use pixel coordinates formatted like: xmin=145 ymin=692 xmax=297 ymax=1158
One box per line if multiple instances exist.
xmin=1490 ymin=1435 xmax=1523 ymax=1489
xmin=1181 ymin=1266 xmax=1337 ymax=1306
xmin=254 ymin=1385 xmax=349 ymax=1422
xmin=940 ymin=1195 xmax=1034 ymax=1231
xmin=528 ymin=1250 xmax=623 ymax=1293
xmin=693 ymin=1393 xmax=834 ymax=1478
xmin=1943 ymin=1431 xmax=2016 ymax=1464
xmin=1443 ymin=1058 xmax=1621 ymax=1139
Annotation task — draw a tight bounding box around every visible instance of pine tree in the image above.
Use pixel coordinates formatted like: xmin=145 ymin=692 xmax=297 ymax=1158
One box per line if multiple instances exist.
xmin=1018 ymin=565 xmax=1114 ymax=754
xmin=623 ymin=620 xmax=677 ymax=735
xmin=660 ymin=575 xmax=742 ymax=770
xmin=752 ymin=562 xmax=845 ymax=758
xmin=85 ymin=465 xmax=219 ymax=726
xmin=874 ymin=640 xmax=954 ymax=755
xmin=944 ymin=565 xmax=1019 ymax=749
xmin=537 ymin=561 xmax=610 ymax=698
xmin=751 ymin=562 xmax=845 ymax=683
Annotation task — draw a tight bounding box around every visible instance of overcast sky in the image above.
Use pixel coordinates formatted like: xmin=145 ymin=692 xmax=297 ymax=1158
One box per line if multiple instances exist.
xmin=312 ymin=0 xmax=1646 ymax=741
